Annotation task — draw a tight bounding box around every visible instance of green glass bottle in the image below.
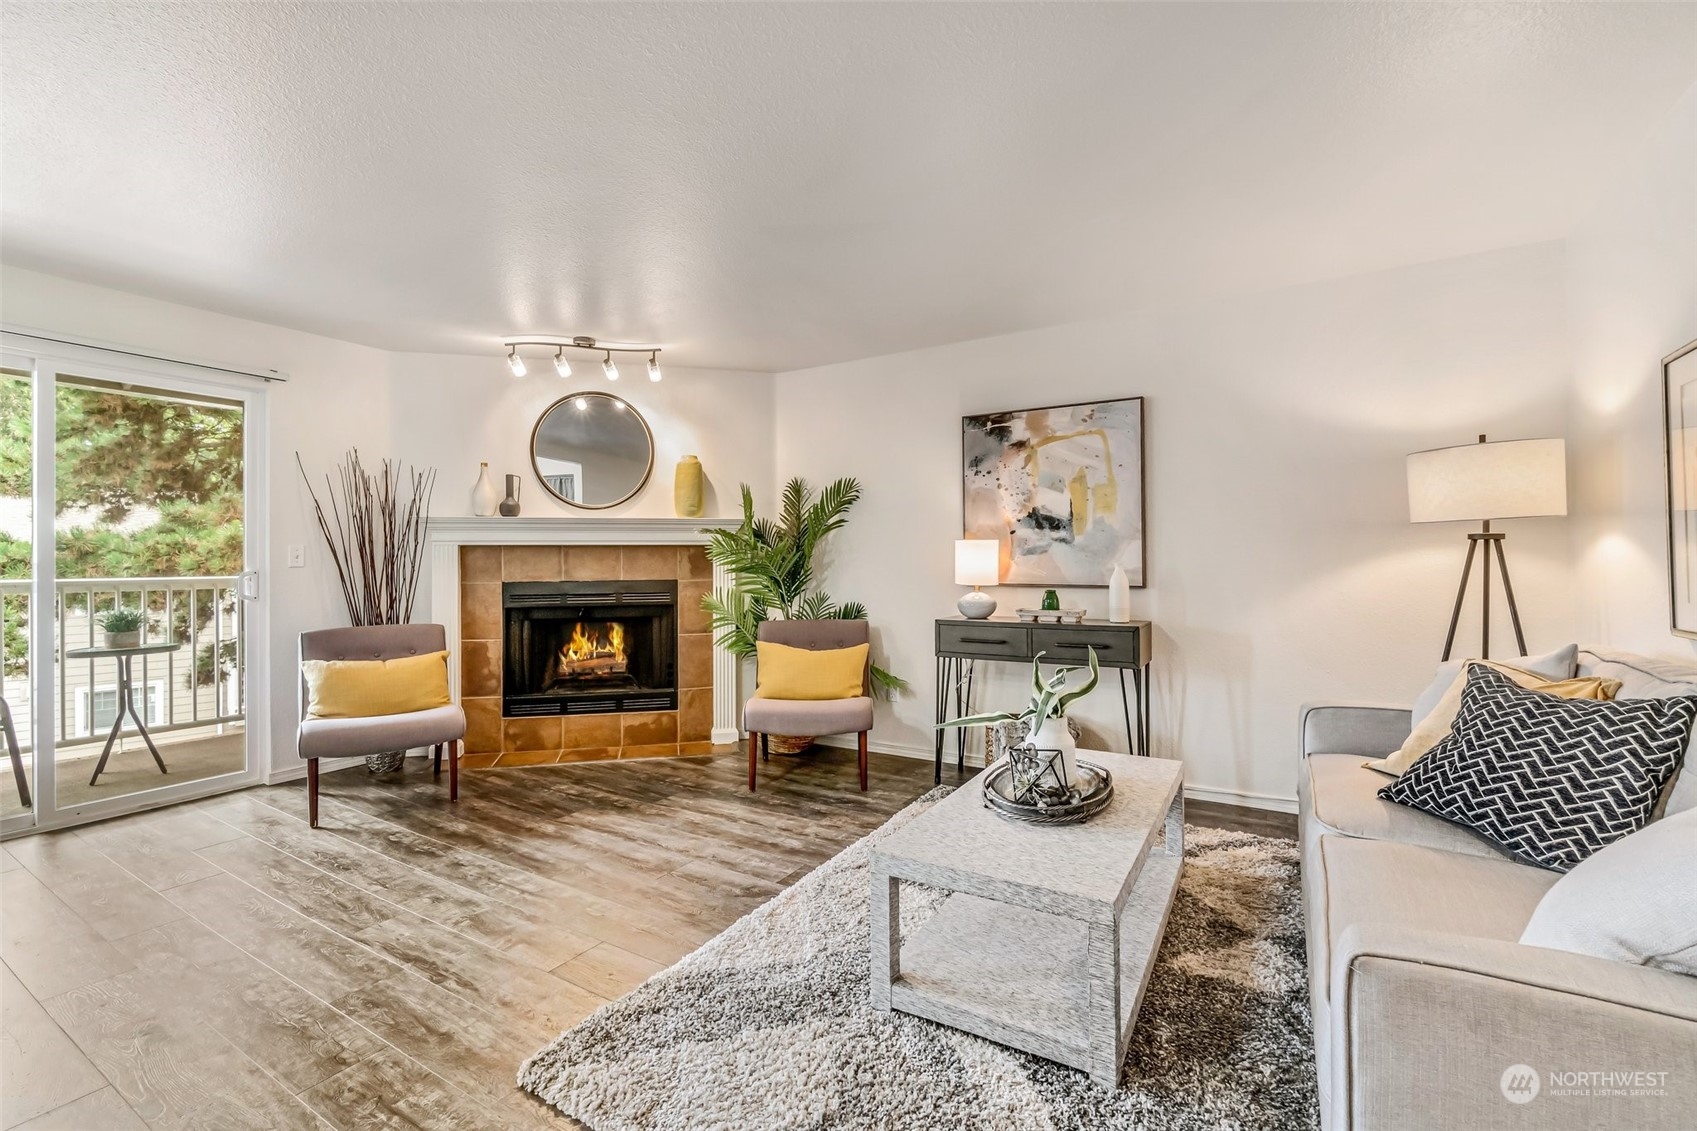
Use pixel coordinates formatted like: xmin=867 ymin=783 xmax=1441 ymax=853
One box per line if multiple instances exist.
xmin=1041 ymin=589 xmax=1060 ymax=611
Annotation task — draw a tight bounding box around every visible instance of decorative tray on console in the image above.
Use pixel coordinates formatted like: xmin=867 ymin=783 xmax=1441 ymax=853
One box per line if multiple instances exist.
xmin=982 ymin=749 xmax=1115 ymax=826
xmin=1014 ymin=608 xmax=1087 ymax=624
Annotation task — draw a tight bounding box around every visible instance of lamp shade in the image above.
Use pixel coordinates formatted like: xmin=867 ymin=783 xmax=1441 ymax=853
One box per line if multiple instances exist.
xmin=954 ymin=539 xmax=1000 ymax=586
xmin=1407 ymin=437 xmax=1567 ymax=523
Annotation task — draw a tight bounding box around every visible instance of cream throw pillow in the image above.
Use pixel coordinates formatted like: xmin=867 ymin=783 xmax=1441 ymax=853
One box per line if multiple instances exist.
xmin=1365 ymin=660 xmax=1621 ymax=776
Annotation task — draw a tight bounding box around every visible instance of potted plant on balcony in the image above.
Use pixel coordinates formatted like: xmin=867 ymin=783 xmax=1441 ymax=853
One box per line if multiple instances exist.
xmin=96 ymin=608 xmax=147 ymax=649
xmin=702 ymin=477 xmax=905 ymax=753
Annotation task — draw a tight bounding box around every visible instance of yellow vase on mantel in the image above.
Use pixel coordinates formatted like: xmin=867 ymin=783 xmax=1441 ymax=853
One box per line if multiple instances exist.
xmin=674 ymin=455 xmax=704 ymax=518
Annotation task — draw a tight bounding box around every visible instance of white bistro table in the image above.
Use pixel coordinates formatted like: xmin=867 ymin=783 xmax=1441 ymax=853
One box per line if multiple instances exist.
xmin=870 ymin=750 xmax=1183 ymax=1088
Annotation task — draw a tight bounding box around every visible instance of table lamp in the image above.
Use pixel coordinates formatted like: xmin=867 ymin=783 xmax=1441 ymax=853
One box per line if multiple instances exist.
xmin=955 ymin=539 xmax=1000 ymax=619
xmin=1406 ymin=434 xmax=1566 ymax=660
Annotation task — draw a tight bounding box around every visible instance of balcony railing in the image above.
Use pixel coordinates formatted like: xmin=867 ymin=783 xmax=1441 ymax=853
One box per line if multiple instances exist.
xmin=0 ymin=576 xmax=245 ymax=754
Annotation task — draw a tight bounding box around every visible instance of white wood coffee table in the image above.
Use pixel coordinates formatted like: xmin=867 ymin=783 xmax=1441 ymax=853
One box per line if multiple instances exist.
xmin=869 ymin=750 xmax=1183 ymax=1087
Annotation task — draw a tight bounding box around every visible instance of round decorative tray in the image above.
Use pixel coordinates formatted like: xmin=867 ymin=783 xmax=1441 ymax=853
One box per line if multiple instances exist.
xmin=982 ymin=759 xmax=1115 ymax=825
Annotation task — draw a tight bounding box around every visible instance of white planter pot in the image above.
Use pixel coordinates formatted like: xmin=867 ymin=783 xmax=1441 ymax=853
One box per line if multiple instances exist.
xmin=1030 ymin=715 xmax=1079 ymax=789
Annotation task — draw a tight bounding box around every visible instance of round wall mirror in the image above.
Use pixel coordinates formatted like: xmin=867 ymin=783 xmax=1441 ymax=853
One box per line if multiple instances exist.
xmin=531 ymin=392 xmax=655 ymax=509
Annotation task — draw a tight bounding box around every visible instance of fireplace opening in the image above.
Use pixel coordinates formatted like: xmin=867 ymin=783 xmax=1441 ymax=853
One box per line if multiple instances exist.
xmin=503 ymin=580 xmax=677 ymax=716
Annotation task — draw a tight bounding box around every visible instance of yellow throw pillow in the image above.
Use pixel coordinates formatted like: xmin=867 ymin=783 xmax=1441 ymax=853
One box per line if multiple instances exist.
xmin=1366 ymin=660 xmax=1622 ymax=776
xmin=302 ymin=651 xmax=451 ymax=719
xmin=754 ymin=641 xmax=869 ymax=701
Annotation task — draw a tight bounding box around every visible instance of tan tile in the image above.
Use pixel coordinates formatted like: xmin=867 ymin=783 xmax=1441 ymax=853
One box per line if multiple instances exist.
xmin=621 ymin=712 xmax=677 ymax=746
xmin=503 ymin=545 xmax=562 ymax=580
xmin=503 ymin=716 xmax=562 ymax=753
xmin=678 ymin=741 xmax=717 ymax=756
xmin=679 ymin=688 xmax=713 ymax=742
xmin=621 ymin=545 xmax=679 ymax=581
xmin=562 ymin=714 xmax=622 ymax=749
xmin=678 ymin=581 xmax=712 ymax=635
xmin=620 ymin=743 xmax=679 ymax=760
xmin=462 ymin=697 xmax=502 ymax=755
xmin=461 ymin=545 xmax=503 ymax=583
xmin=560 ymin=546 xmax=621 ymax=581
xmin=461 ymin=639 xmax=502 ymax=699
xmin=679 ymin=633 xmax=713 ymax=690
xmin=556 ymin=746 xmax=619 ymax=764
xmin=495 ymin=749 xmax=562 ymax=767
xmin=460 ymin=582 xmax=501 ymax=640
xmin=680 ymin=545 xmax=712 ymax=580
xmin=459 ymin=752 xmax=500 ymax=770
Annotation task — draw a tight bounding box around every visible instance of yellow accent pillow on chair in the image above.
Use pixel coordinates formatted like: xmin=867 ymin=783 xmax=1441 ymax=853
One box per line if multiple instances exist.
xmin=302 ymin=651 xmax=451 ymax=718
xmin=754 ymin=641 xmax=869 ymax=700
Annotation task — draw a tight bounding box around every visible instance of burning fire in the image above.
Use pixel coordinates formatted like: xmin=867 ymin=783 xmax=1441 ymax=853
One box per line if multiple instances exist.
xmin=560 ymin=621 xmax=627 ymax=672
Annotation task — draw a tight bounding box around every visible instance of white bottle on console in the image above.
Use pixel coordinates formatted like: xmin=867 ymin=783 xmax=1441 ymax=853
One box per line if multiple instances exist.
xmin=1108 ymin=563 xmax=1132 ymax=623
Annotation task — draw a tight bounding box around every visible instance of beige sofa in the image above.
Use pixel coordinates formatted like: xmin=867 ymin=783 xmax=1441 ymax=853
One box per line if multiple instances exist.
xmin=1299 ymin=648 xmax=1697 ymax=1131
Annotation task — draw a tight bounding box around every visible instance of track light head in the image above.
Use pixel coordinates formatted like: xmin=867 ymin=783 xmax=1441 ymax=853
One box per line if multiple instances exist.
xmin=506 ymin=347 xmax=526 ymax=378
xmin=553 ymin=348 xmax=571 ymax=378
xmin=603 ymin=352 xmax=619 ymax=381
xmin=647 ymin=352 xmax=662 ymax=382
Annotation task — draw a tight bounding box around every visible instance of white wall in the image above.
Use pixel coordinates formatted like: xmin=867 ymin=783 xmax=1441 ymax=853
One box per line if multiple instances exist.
xmin=1567 ymin=82 xmax=1697 ymax=658
xmin=0 ymin=265 xmax=775 ymax=782
xmin=776 ymin=243 xmax=1575 ymax=807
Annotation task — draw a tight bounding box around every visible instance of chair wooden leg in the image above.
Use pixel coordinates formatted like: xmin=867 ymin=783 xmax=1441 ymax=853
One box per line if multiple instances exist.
xmin=748 ymin=731 xmax=759 ymax=791
xmin=449 ymin=740 xmax=459 ymax=802
xmin=307 ymin=759 xmax=319 ymax=828
xmin=761 ymin=732 xmax=769 ymax=762
xmin=433 ymin=743 xmax=442 ymax=776
xmin=858 ymin=731 xmax=869 ymax=792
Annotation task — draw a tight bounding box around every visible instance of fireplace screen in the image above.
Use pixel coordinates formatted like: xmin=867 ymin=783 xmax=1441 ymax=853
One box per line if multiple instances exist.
xmin=504 ymin=580 xmax=678 ymax=716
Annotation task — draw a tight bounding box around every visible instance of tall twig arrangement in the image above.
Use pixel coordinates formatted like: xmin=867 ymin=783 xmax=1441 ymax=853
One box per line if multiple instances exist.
xmin=297 ymin=450 xmax=436 ymax=626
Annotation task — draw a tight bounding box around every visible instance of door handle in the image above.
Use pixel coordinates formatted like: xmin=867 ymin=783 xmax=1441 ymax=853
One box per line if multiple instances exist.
xmin=239 ymin=571 xmax=260 ymax=601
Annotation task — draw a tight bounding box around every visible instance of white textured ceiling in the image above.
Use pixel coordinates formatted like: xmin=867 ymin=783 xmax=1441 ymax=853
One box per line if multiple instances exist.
xmin=3 ymin=2 xmax=1694 ymax=372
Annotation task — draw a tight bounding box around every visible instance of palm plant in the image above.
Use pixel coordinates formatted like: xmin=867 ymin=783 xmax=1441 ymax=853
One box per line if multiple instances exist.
xmin=702 ymin=477 xmax=905 ymax=696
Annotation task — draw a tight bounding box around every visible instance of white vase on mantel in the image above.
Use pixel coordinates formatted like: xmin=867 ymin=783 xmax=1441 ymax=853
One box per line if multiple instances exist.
xmin=1108 ymin=563 xmax=1132 ymax=624
xmin=471 ymin=463 xmax=499 ymax=517
xmin=1030 ymin=714 xmax=1079 ymax=789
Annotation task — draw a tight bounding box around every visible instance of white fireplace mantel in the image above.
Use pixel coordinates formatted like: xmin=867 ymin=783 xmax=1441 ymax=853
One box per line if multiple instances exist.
xmin=426 ymin=515 xmax=742 ymax=746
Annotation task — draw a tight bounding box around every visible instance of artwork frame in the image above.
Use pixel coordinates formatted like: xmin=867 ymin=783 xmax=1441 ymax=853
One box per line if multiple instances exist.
xmin=961 ymin=395 xmax=1146 ymax=589
xmin=1664 ymin=338 xmax=1697 ymax=638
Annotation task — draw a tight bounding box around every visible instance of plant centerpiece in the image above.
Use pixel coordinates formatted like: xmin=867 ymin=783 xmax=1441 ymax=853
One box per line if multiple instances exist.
xmin=702 ymin=477 xmax=904 ymax=753
xmin=939 ymin=648 xmax=1099 ymax=788
xmin=96 ymin=607 xmax=147 ymax=649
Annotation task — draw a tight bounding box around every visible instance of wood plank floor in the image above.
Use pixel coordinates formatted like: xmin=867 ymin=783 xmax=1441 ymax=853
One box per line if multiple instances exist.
xmin=0 ymin=748 xmax=1295 ymax=1130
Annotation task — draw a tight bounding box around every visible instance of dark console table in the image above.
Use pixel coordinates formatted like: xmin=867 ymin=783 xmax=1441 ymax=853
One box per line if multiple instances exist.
xmin=933 ymin=616 xmax=1152 ymax=784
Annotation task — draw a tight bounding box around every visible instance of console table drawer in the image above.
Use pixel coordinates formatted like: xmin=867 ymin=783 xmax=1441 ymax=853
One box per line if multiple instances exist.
xmin=936 ymin=622 xmax=1029 ymax=659
xmin=1030 ymin=626 xmax=1145 ymax=668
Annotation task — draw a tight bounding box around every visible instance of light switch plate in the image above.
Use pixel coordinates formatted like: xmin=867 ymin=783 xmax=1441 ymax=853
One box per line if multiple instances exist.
xmin=287 ymin=544 xmax=305 ymax=568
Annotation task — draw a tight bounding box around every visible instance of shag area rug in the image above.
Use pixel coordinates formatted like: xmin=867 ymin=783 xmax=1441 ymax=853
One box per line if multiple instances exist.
xmin=519 ymin=788 xmax=1318 ymax=1131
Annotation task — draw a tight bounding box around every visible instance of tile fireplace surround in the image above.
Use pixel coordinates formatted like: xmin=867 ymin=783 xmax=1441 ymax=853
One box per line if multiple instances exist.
xmin=427 ymin=517 xmax=740 ymax=769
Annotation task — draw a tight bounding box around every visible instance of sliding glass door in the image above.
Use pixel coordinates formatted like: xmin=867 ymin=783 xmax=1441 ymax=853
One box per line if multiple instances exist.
xmin=0 ymin=343 xmax=267 ymax=835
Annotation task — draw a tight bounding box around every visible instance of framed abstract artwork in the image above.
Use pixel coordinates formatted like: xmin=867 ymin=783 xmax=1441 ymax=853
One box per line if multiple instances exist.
xmin=1664 ymin=339 xmax=1697 ymax=638
xmin=962 ymin=396 xmax=1145 ymax=588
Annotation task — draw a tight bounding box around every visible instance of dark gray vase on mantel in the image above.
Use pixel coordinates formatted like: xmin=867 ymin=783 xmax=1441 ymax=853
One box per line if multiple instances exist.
xmin=499 ymin=474 xmax=522 ymax=517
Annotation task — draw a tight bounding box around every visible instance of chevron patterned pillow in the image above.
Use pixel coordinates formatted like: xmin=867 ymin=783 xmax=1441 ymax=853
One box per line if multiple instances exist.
xmin=1379 ymin=664 xmax=1697 ymax=871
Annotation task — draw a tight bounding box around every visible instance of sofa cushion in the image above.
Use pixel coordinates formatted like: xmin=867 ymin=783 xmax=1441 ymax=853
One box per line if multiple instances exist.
xmin=1302 ymin=753 xmax=1512 ymax=860
xmin=1380 ymin=665 xmax=1696 ymax=871
xmin=1412 ymin=643 xmax=1578 ymax=724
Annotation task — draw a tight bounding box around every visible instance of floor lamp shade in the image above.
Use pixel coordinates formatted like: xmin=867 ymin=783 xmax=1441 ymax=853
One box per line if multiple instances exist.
xmin=1407 ymin=437 xmax=1567 ymax=523
xmin=954 ymin=539 xmax=999 ymax=619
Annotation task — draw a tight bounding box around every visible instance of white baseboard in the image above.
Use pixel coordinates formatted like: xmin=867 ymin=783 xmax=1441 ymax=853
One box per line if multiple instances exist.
xmin=710 ymin=726 xmax=741 ymax=746
xmin=265 ymin=754 xmax=392 ymax=785
xmin=809 ymin=736 xmax=1299 ymax=814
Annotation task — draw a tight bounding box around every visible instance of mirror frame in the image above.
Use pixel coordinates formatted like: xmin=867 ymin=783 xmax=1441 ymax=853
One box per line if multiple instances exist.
xmin=529 ymin=391 xmax=655 ymax=510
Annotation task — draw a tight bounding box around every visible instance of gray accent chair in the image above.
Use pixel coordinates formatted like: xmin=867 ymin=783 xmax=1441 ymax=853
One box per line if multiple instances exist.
xmin=297 ymin=624 xmax=465 ymax=828
xmin=744 ymin=619 xmax=874 ymax=793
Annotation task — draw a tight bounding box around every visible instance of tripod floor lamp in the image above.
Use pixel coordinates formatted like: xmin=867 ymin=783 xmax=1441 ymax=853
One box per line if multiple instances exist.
xmin=1407 ymin=434 xmax=1567 ymax=661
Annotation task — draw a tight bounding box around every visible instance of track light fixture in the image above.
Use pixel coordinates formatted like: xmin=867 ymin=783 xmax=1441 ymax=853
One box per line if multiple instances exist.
xmin=498 ymin=335 xmax=663 ymax=383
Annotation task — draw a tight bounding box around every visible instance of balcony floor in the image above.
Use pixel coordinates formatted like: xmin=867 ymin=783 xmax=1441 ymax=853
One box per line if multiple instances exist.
xmin=2 ymin=728 xmax=244 ymax=817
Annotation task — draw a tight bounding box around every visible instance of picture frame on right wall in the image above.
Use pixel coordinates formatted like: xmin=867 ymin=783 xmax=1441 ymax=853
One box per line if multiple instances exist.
xmin=1664 ymin=338 xmax=1697 ymax=638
